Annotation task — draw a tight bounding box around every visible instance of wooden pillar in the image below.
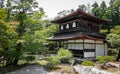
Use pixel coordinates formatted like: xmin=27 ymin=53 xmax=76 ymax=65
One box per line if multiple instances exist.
xmin=67 ymin=41 xmax=68 ymax=49
xmin=83 ymin=39 xmax=84 ymax=58
xmin=104 ymin=42 xmax=105 ymax=56
xmin=94 ymin=40 xmax=96 ymax=58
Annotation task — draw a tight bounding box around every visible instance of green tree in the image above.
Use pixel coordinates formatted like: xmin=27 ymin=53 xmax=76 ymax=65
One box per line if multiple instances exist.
xmin=104 ymin=0 xmax=120 ymax=29
xmin=0 ymin=8 xmax=9 ymax=66
xmin=99 ymin=1 xmax=107 ymax=18
xmin=23 ymin=12 xmax=58 ymax=53
xmin=107 ymin=26 xmax=120 ymax=61
xmin=78 ymin=4 xmax=87 ymax=12
xmin=5 ymin=0 xmax=40 ymax=65
xmin=99 ymin=1 xmax=109 ymax=30
xmin=55 ymin=9 xmax=75 ymax=20
xmin=92 ymin=1 xmax=100 ymax=17
xmin=113 ymin=0 xmax=120 ymax=7
xmin=99 ymin=0 xmax=120 ymax=31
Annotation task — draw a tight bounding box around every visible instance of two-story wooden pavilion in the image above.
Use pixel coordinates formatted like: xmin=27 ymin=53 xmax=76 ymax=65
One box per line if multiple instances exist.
xmin=49 ymin=9 xmax=110 ymax=58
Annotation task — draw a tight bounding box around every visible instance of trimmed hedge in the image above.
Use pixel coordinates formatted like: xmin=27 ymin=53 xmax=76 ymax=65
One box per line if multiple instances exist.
xmin=81 ymin=60 xmax=95 ymax=66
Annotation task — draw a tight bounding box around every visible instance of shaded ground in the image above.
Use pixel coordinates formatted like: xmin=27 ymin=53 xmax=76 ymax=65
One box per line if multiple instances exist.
xmin=6 ymin=65 xmax=49 ymax=74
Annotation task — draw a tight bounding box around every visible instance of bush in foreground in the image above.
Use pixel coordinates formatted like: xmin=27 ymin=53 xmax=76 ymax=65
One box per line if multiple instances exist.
xmin=38 ymin=60 xmax=48 ymax=66
xmin=97 ymin=56 xmax=115 ymax=69
xmin=45 ymin=56 xmax=60 ymax=69
xmin=26 ymin=56 xmax=35 ymax=63
xmin=57 ymin=48 xmax=73 ymax=63
xmin=81 ymin=60 xmax=95 ymax=66
xmin=96 ymin=56 xmax=115 ymax=63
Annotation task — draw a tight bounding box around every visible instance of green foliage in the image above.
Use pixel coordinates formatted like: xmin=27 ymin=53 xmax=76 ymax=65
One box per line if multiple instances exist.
xmin=56 ymin=48 xmax=73 ymax=63
xmin=107 ymin=34 xmax=120 ymax=47
xmin=0 ymin=8 xmax=7 ymax=19
xmin=1 ymin=0 xmax=58 ymax=65
xmin=107 ymin=26 xmax=120 ymax=60
xmin=92 ymin=1 xmax=100 ymax=17
xmin=108 ymin=48 xmax=118 ymax=57
xmin=81 ymin=60 xmax=95 ymax=66
xmin=46 ymin=56 xmax=60 ymax=69
xmin=26 ymin=56 xmax=35 ymax=63
xmin=19 ymin=55 xmax=35 ymax=63
xmin=57 ymin=48 xmax=73 ymax=59
xmin=43 ymin=49 xmax=72 ymax=69
xmin=78 ymin=4 xmax=87 ymax=11
xmin=38 ymin=60 xmax=48 ymax=66
xmin=100 ymin=29 xmax=108 ymax=34
xmin=113 ymin=0 xmax=120 ymax=8
xmin=96 ymin=56 xmax=115 ymax=63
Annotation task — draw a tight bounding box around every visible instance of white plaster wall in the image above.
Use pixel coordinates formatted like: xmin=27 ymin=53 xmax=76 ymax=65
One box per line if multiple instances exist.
xmin=68 ymin=40 xmax=74 ymax=42
xmin=68 ymin=44 xmax=83 ymax=49
xmin=71 ymin=44 xmax=75 ymax=49
xmin=96 ymin=44 xmax=105 ymax=56
xmin=75 ymin=44 xmax=83 ymax=49
xmin=105 ymin=43 xmax=107 ymax=55
xmin=68 ymin=44 xmax=72 ymax=49
xmin=84 ymin=52 xmax=95 ymax=57
xmin=96 ymin=41 xmax=103 ymax=43
xmin=84 ymin=39 xmax=95 ymax=43
xmin=84 ymin=44 xmax=95 ymax=49
xmin=75 ymin=39 xmax=83 ymax=42
xmin=64 ymin=41 xmax=68 ymax=43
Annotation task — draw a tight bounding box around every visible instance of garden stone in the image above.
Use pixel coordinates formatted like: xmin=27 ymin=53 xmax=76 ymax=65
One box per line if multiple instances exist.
xmin=91 ymin=68 xmax=113 ymax=74
xmin=74 ymin=65 xmax=113 ymax=74
xmin=108 ymin=62 xmax=120 ymax=68
xmin=73 ymin=65 xmax=92 ymax=74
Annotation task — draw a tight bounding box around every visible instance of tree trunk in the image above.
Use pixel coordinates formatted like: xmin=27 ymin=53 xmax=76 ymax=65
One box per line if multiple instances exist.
xmin=13 ymin=57 xmax=19 ymax=66
xmin=116 ymin=49 xmax=120 ymax=61
xmin=13 ymin=43 xmax=22 ymax=65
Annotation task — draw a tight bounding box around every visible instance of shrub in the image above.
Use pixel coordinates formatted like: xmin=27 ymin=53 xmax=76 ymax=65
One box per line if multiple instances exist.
xmin=26 ymin=56 xmax=35 ymax=63
xmin=81 ymin=60 xmax=95 ymax=66
xmin=57 ymin=48 xmax=73 ymax=63
xmin=96 ymin=56 xmax=115 ymax=63
xmin=108 ymin=48 xmax=118 ymax=56
xmin=46 ymin=56 xmax=60 ymax=69
xmin=19 ymin=55 xmax=26 ymax=60
xmin=38 ymin=60 xmax=48 ymax=66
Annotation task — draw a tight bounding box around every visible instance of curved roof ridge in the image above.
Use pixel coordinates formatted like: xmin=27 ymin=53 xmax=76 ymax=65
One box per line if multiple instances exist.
xmin=52 ymin=9 xmax=111 ymax=24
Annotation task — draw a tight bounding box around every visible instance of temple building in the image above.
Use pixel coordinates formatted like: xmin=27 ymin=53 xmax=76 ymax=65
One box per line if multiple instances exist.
xmin=49 ymin=9 xmax=110 ymax=58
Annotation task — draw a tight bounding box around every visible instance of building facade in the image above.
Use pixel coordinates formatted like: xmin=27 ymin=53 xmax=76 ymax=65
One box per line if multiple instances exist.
xmin=49 ymin=9 xmax=110 ymax=58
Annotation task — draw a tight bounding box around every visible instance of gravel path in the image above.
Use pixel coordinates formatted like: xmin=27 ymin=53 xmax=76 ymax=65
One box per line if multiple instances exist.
xmin=6 ymin=65 xmax=49 ymax=74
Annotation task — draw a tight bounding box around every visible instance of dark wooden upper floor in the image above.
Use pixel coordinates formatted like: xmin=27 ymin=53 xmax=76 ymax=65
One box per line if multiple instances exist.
xmin=58 ymin=19 xmax=99 ymax=34
xmin=52 ymin=9 xmax=110 ymax=35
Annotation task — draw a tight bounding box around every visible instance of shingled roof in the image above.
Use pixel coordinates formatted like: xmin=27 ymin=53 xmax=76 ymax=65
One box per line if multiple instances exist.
xmin=48 ymin=32 xmax=106 ymax=41
xmin=52 ymin=9 xmax=111 ymax=24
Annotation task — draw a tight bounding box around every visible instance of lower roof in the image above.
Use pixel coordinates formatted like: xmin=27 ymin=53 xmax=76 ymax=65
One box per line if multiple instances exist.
xmin=47 ymin=32 xmax=106 ymax=41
